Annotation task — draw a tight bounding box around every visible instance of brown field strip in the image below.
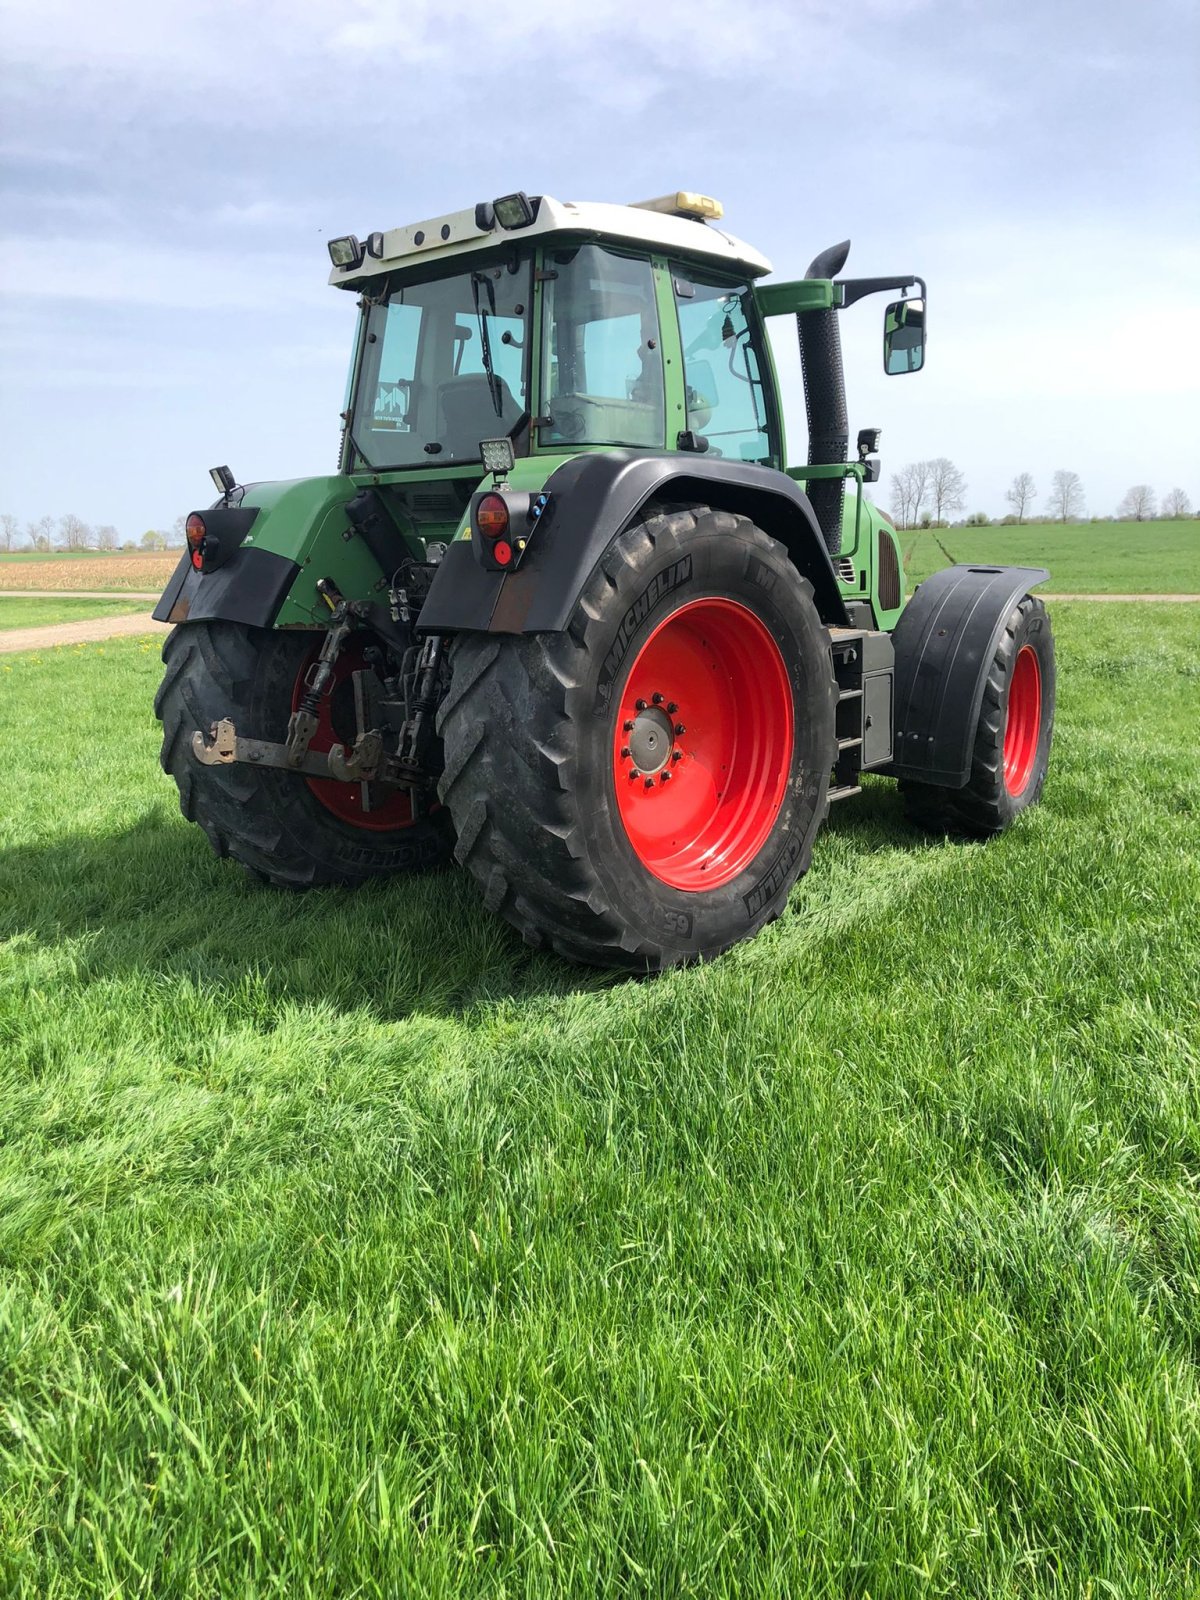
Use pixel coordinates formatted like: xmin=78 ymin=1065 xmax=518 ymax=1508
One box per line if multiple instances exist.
xmin=0 ymin=555 xmax=178 ymax=592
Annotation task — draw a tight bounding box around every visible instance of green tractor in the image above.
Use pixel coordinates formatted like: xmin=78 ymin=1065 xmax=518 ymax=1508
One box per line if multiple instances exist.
xmin=154 ymin=189 xmax=1054 ymax=970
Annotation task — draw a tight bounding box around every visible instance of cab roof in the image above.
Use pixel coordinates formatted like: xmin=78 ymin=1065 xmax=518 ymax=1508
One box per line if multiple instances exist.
xmin=328 ymin=192 xmax=773 ymax=288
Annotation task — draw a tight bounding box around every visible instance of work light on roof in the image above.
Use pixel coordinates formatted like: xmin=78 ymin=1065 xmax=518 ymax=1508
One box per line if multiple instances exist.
xmin=492 ymin=192 xmax=536 ymax=230
xmin=328 ymin=235 xmax=364 ymax=269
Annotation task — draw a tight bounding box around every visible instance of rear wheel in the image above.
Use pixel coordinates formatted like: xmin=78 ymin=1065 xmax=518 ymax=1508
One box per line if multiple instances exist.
xmin=155 ymin=621 xmax=451 ymax=887
xmin=436 ymin=503 xmax=836 ymax=970
xmin=900 ymin=593 xmax=1055 ymax=837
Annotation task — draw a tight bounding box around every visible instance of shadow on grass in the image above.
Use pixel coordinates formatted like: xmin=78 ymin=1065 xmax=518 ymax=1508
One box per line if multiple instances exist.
xmin=1 ymin=813 xmax=620 ymax=1020
xmin=3 ymin=780 xmax=957 ymax=1022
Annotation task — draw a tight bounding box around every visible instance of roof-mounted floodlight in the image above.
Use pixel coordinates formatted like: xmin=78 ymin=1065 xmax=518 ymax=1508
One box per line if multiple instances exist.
xmin=328 ymin=235 xmax=364 ymax=269
xmin=364 ymin=231 xmax=385 ymax=259
xmin=632 ymin=191 xmax=724 ymax=222
xmin=209 ymin=464 xmax=237 ymax=497
xmin=492 ymin=192 xmax=536 ymax=230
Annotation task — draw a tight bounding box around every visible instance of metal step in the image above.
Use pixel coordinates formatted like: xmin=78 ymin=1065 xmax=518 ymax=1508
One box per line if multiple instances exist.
xmin=836 ymin=736 xmax=863 ymax=752
xmin=837 ymin=687 xmax=863 ymax=702
xmin=827 ymin=783 xmax=862 ymax=804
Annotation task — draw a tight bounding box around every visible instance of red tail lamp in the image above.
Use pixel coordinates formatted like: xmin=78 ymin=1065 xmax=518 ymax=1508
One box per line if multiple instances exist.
xmin=186 ymin=513 xmax=206 ymax=570
xmin=476 ymin=494 xmax=509 ymax=540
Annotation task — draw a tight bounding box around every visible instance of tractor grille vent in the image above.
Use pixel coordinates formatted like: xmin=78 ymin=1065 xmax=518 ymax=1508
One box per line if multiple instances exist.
xmin=834 ymin=556 xmax=856 ymax=585
xmin=877 ymin=527 xmax=901 ymax=611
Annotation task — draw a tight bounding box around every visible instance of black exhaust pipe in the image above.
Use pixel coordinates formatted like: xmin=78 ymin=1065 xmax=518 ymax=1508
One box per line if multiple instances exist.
xmin=798 ymin=239 xmax=851 ymax=556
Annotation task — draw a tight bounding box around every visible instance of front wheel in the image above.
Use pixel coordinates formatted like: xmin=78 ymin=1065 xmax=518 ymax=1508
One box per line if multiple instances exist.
xmin=900 ymin=593 xmax=1055 ymax=837
xmin=436 ymin=503 xmax=836 ymax=970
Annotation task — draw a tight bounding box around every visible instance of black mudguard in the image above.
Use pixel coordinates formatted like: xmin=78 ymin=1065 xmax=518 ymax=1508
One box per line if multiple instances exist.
xmin=888 ymin=563 xmax=1049 ymax=787
xmin=417 ymin=450 xmax=850 ymax=634
xmin=152 ymin=545 xmax=301 ymax=630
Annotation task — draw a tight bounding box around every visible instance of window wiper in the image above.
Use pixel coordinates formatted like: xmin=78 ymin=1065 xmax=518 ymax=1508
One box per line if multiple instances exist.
xmin=470 ymin=272 xmax=505 ymax=418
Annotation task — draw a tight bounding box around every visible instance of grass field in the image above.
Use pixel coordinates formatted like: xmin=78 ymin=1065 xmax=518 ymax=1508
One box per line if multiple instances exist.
xmin=0 ymin=597 xmax=150 ymax=631
xmin=0 ymin=553 xmax=177 ymax=593
xmin=2 ymin=610 xmax=1198 ymax=1596
xmin=899 ymin=519 xmax=1199 ymax=593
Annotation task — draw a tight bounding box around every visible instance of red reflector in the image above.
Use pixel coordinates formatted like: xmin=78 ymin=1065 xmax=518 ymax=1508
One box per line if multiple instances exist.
xmin=186 ymin=513 xmax=206 ymax=546
xmin=477 ymin=493 xmax=509 ymax=539
xmin=191 ymin=548 xmax=204 ymax=570
xmin=492 ymin=539 xmax=513 ymax=567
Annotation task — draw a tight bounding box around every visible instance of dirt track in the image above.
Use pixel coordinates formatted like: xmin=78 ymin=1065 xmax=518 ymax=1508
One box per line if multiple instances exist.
xmin=0 ymin=614 xmax=169 ymax=654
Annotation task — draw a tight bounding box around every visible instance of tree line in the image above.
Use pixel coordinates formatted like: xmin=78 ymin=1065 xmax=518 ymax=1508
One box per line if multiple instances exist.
xmin=888 ymin=466 xmax=1194 ymax=529
xmin=0 ymin=513 xmax=187 ymax=553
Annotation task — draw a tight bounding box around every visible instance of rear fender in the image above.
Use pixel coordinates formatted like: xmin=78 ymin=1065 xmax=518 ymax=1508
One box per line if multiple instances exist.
xmin=887 ymin=563 xmax=1050 ymax=787
xmin=417 ymin=451 xmax=850 ymax=634
xmin=153 ymin=475 xmax=405 ymax=630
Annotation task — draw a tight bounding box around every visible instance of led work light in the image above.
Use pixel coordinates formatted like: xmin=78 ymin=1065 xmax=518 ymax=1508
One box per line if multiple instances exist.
xmin=480 ymin=437 xmax=516 ymax=479
xmin=209 ymin=464 xmax=236 ymax=497
xmin=492 ymin=192 xmax=536 ymax=230
xmin=327 ymin=235 xmax=364 ymax=269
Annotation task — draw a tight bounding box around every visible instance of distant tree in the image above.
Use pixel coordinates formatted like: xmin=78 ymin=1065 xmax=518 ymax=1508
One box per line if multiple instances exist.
xmin=122 ymin=539 xmax=138 ymax=551
xmin=928 ymin=457 xmax=967 ymax=522
xmin=170 ymin=514 xmax=188 ymax=548
xmin=1005 ymin=472 xmax=1036 ymax=525
xmin=96 ymin=523 xmax=119 ymax=550
xmin=0 ymin=512 xmax=18 ymax=552
xmin=1161 ymin=487 xmax=1192 ymax=520
xmin=26 ymin=515 xmax=53 ymax=551
xmin=965 ymin=511 xmax=990 ymax=527
xmin=1048 ymin=470 xmax=1085 ymax=523
xmin=141 ymin=528 xmax=168 ymax=550
xmin=1117 ymin=484 xmax=1156 ymax=522
xmin=890 ymin=460 xmax=933 ymax=528
xmin=58 ymin=512 xmax=91 ymax=550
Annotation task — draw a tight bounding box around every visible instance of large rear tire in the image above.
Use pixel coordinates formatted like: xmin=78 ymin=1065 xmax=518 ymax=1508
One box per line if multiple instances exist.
xmin=155 ymin=621 xmax=451 ymax=887
xmin=899 ymin=593 xmax=1055 ymax=838
xmin=436 ymin=503 xmax=836 ymax=970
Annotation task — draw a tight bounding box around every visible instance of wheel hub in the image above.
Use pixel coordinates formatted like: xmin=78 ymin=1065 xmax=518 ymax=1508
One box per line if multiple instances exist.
xmin=626 ymin=705 xmax=675 ymax=775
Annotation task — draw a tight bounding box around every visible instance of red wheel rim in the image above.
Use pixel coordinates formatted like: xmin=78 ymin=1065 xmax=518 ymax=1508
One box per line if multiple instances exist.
xmin=291 ymin=637 xmax=414 ymax=831
xmin=613 ymin=597 xmax=794 ymax=890
xmin=1003 ymin=644 xmax=1042 ymax=797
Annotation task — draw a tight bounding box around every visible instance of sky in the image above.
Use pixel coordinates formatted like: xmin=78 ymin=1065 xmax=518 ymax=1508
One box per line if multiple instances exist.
xmin=1 ymin=0 xmax=1197 ymax=541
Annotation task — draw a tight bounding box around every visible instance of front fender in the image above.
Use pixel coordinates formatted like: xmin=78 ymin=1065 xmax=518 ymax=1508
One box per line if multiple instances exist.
xmin=153 ymin=475 xmax=391 ymax=630
xmin=417 ymin=451 xmax=850 ymax=635
xmin=888 ymin=563 xmax=1050 ymax=787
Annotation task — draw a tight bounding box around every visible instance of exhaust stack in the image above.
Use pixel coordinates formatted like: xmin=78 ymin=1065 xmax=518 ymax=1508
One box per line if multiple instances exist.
xmin=798 ymin=239 xmax=851 ymax=556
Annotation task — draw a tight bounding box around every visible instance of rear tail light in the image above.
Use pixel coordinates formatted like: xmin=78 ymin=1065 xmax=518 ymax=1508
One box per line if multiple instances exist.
xmin=186 ymin=512 xmax=206 ymax=571
xmin=476 ymin=494 xmax=509 ymax=539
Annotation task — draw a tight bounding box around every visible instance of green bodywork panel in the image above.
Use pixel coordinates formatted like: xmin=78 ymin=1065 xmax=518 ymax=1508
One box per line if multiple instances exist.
xmin=753 ymin=278 xmax=837 ymax=317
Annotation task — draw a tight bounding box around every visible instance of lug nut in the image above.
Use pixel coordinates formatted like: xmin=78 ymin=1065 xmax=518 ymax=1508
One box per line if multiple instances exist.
xmin=652 ymin=692 xmax=664 ymax=705
xmin=620 ymin=746 xmax=630 ymax=759
xmin=667 ymin=702 xmax=678 ymax=714
xmin=671 ymin=750 xmax=683 ymax=762
xmin=629 ymin=768 xmax=640 ymax=780
xmin=644 ymin=776 xmax=655 ymax=789
xmin=674 ymin=723 xmax=686 ymax=736
xmin=623 ymin=720 xmax=634 ymax=732
xmin=635 ymin=699 xmax=647 ymax=711
xmin=661 ymin=769 xmax=672 ymax=782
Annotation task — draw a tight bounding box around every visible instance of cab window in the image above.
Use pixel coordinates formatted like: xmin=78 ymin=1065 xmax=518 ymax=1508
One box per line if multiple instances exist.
xmin=673 ymin=271 xmax=773 ymax=464
xmin=541 ymin=245 xmax=664 ymax=448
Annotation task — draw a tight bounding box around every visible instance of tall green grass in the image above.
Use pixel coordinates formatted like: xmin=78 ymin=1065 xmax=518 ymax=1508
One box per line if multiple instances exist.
xmin=0 ymin=597 xmax=150 ymax=631
xmin=1 ymin=610 xmax=1198 ymax=1597
xmin=901 ymin=519 xmax=1199 ymax=592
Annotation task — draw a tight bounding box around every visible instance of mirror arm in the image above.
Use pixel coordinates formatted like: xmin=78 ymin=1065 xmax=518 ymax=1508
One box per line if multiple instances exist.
xmin=837 ymin=274 xmax=926 ymax=309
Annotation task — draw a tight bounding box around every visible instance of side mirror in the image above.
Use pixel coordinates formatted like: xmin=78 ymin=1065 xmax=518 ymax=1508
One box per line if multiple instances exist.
xmin=884 ymin=297 xmax=925 ymax=375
